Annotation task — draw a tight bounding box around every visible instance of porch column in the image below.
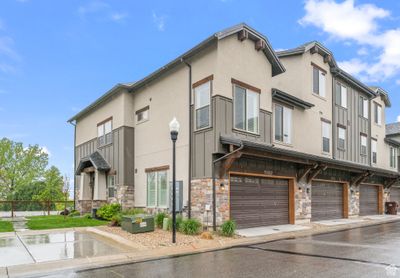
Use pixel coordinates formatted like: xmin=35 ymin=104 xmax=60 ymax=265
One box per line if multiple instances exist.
xmin=93 ymin=170 xmax=107 ymax=200
xmin=79 ymin=173 xmax=91 ymax=200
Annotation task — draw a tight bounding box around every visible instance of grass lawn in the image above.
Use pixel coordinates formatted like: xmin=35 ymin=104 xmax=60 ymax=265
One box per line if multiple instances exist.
xmin=26 ymin=215 xmax=109 ymax=230
xmin=0 ymin=220 xmax=14 ymax=232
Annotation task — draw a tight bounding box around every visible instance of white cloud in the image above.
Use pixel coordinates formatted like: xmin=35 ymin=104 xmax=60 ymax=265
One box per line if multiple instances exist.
xmin=0 ymin=36 xmax=20 ymax=61
xmin=397 ymin=115 xmax=400 ymax=122
xmin=300 ymin=0 xmax=400 ymax=82
xmin=110 ymin=12 xmax=128 ymax=22
xmin=41 ymin=146 xmax=51 ymax=157
xmin=338 ymin=58 xmax=369 ymax=80
xmin=396 ymin=80 xmax=400 ymax=86
xmin=77 ymin=1 xmax=128 ymax=23
xmin=78 ymin=1 xmax=109 ymax=16
xmin=152 ymin=12 xmax=166 ymax=31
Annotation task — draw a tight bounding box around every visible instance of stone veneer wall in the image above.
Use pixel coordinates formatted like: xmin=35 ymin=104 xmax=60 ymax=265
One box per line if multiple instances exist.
xmin=349 ymin=184 xmax=360 ymax=217
xmin=295 ymin=178 xmax=312 ymax=222
xmin=191 ymin=178 xmax=229 ymax=226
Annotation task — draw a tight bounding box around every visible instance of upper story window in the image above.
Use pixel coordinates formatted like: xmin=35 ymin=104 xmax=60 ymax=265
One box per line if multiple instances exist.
xmin=322 ymin=120 xmax=331 ymax=153
xmin=360 ymin=133 xmax=367 ymax=156
xmin=233 ymin=82 xmax=259 ymax=134
xmin=136 ymin=106 xmax=149 ymax=124
xmin=371 ymin=138 xmax=377 ymax=164
xmin=336 ymin=83 xmax=348 ymax=109
xmin=147 ymin=170 xmax=168 ymax=208
xmin=194 ymin=81 xmax=211 ymax=130
xmin=97 ymin=118 xmax=112 ymax=147
xmin=274 ymin=103 xmax=292 ymax=144
xmin=338 ymin=126 xmax=346 ymax=150
xmin=312 ymin=65 xmax=326 ymax=97
xmin=390 ymin=147 xmax=398 ymax=169
xmin=359 ymin=96 xmax=368 ymax=119
xmin=374 ymin=102 xmax=382 ymax=125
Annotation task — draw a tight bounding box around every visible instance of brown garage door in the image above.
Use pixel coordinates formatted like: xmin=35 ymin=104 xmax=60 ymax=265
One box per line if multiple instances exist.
xmin=230 ymin=175 xmax=289 ymax=229
xmin=359 ymin=184 xmax=379 ymax=216
xmin=391 ymin=188 xmax=400 ymax=205
xmin=312 ymin=181 xmax=344 ymax=221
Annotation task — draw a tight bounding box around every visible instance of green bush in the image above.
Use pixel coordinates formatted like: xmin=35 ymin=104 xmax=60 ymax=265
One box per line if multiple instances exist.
xmin=167 ymin=215 xmax=183 ymax=231
xmin=110 ymin=213 xmax=122 ymax=226
xmin=96 ymin=203 xmax=121 ymax=221
xmin=155 ymin=212 xmax=168 ymax=228
xmin=180 ymin=218 xmax=202 ymax=235
xmin=122 ymin=208 xmax=145 ymax=216
xmin=83 ymin=213 xmax=92 ymax=219
xmin=220 ymin=220 xmax=236 ymax=237
xmin=68 ymin=210 xmax=80 ymax=217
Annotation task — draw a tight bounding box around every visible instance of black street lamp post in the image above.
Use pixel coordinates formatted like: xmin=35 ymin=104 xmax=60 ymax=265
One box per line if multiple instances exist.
xmin=169 ymin=117 xmax=180 ymax=243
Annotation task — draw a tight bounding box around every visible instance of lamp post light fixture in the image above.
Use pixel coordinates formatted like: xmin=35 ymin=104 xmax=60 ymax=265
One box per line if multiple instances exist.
xmin=169 ymin=117 xmax=180 ymax=243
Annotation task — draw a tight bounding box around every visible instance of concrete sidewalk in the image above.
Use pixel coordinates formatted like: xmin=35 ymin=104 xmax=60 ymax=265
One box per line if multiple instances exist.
xmin=2 ymin=215 xmax=400 ymax=278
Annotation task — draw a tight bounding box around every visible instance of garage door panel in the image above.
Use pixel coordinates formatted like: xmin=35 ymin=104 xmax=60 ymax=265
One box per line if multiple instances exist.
xmin=312 ymin=181 xmax=344 ymax=221
xmin=391 ymin=188 xmax=400 ymax=204
xmin=230 ymin=175 xmax=289 ymax=229
xmin=359 ymin=184 xmax=379 ymax=216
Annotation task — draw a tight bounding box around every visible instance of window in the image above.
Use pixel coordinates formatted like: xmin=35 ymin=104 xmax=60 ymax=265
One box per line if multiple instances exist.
xmin=374 ymin=103 xmax=382 ymax=125
xmin=338 ymin=126 xmax=346 ymax=150
xmin=336 ymin=83 xmax=347 ymax=109
xmin=107 ymin=175 xmax=116 ymax=198
xmin=97 ymin=119 xmax=112 ymax=146
xmin=359 ymin=96 xmax=368 ymax=119
xmin=360 ymin=134 xmax=367 ymax=156
xmin=194 ymin=81 xmax=211 ymax=129
xmin=371 ymin=139 xmax=377 ymax=164
xmin=390 ymin=147 xmax=398 ymax=169
xmin=322 ymin=121 xmax=331 ymax=153
xmin=234 ymin=85 xmax=259 ymax=133
xmin=313 ymin=66 xmax=326 ymax=97
xmin=136 ymin=106 xmax=149 ymax=124
xmin=274 ymin=104 xmax=292 ymax=144
xmin=147 ymin=171 xmax=168 ymax=207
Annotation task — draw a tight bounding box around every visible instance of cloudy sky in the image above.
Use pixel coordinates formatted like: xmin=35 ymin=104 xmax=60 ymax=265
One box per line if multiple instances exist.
xmin=0 ymin=0 xmax=399 ymax=189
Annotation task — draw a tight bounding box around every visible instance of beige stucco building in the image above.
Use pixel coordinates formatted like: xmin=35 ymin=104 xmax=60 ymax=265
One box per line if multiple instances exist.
xmin=69 ymin=24 xmax=400 ymax=229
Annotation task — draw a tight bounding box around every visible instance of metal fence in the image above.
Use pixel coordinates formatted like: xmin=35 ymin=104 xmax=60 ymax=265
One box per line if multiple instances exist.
xmin=0 ymin=200 xmax=74 ymax=218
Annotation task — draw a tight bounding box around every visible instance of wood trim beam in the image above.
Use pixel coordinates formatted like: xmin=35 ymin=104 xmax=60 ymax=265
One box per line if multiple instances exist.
xmin=237 ymin=30 xmax=248 ymax=41
xmin=324 ymin=55 xmax=332 ymax=64
xmin=83 ymin=167 xmax=95 ymax=173
xmin=307 ymin=165 xmax=327 ymax=183
xmin=135 ymin=105 xmax=150 ymax=115
xmin=219 ymin=151 xmax=242 ymax=178
xmin=289 ymin=179 xmax=296 ymax=224
xmin=351 ymin=171 xmax=371 ymax=186
xmin=255 ymin=39 xmax=265 ymax=51
xmin=310 ymin=45 xmax=318 ymax=54
xmin=385 ymin=177 xmax=400 ymax=188
xmin=378 ymin=185 xmax=384 ymax=214
xmin=231 ymin=78 xmax=261 ymax=93
xmin=343 ymin=183 xmax=349 ymax=218
xmin=192 ymin=75 xmax=214 ymax=88
xmin=145 ymin=165 xmax=170 ymax=173
xmin=97 ymin=116 xmax=113 ymax=126
xmin=241 ymin=149 xmax=311 ymax=165
xmin=311 ymin=62 xmax=327 ymax=74
xmin=297 ymin=164 xmax=318 ymax=182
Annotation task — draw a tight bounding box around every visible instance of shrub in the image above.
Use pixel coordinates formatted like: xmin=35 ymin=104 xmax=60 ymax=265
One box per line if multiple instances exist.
xmin=68 ymin=210 xmax=80 ymax=217
xmin=96 ymin=203 xmax=121 ymax=221
xmin=180 ymin=219 xmax=202 ymax=235
xmin=155 ymin=212 xmax=168 ymax=229
xmin=110 ymin=213 xmax=122 ymax=226
xmin=122 ymin=208 xmax=145 ymax=216
xmin=220 ymin=220 xmax=236 ymax=237
xmin=167 ymin=215 xmax=183 ymax=231
xmin=83 ymin=213 xmax=92 ymax=219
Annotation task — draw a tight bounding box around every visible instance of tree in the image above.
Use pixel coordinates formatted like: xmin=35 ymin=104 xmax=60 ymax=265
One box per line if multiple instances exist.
xmin=0 ymin=138 xmax=48 ymax=199
xmin=33 ymin=166 xmax=65 ymax=201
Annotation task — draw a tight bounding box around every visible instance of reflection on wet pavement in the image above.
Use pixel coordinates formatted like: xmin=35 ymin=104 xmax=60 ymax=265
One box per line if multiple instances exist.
xmin=0 ymin=231 xmax=124 ymax=267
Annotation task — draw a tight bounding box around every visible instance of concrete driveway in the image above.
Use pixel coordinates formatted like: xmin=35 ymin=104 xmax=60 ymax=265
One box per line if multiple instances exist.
xmin=47 ymin=221 xmax=400 ymax=278
xmin=0 ymin=230 xmax=129 ymax=267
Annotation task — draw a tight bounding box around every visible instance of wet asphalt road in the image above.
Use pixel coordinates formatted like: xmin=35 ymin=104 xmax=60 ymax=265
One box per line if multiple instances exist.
xmin=46 ymin=221 xmax=400 ymax=278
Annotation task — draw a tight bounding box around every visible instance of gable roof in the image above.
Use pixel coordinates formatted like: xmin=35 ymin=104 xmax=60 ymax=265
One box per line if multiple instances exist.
xmin=369 ymin=86 xmax=391 ymax=107
xmin=68 ymin=23 xmax=285 ymax=123
xmin=76 ymin=151 xmax=111 ymax=175
xmin=277 ymin=41 xmax=376 ymax=98
xmin=386 ymin=122 xmax=400 ymax=136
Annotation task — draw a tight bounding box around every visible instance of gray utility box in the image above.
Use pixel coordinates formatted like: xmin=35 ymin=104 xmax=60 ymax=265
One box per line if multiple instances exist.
xmin=121 ymin=214 xmax=155 ymax=234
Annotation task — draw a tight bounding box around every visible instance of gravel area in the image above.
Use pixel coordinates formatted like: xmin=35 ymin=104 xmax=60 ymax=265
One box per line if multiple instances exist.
xmin=99 ymin=226 xmax=239 ymax=249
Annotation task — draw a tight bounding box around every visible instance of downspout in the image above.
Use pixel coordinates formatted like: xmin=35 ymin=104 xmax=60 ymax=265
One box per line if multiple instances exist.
xmin=69 ymin=121 xmax=77 ymax=210
xmin=332 ymin=73 xmax=336 ymax=160
xmin=182 ymin=59 xmax=192 ymax=218
xmin=212 ymin=143 xmax=244 ymax=231
xmin=368 ymin=98 xmax=372 ymax=166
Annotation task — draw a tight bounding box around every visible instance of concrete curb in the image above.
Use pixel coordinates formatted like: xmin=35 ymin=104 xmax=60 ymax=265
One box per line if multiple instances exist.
xmin=3 ymin=216 xmax=400 ymax=278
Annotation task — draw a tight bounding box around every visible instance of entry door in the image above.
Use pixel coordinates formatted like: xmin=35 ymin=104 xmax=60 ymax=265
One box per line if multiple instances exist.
xmin=230 ymin=175 xmax=289 ymax=229
xmin=359 ymin=184 xmax=379 ymax=216
xmin=311 ymin=181 xmax=344 ymax=221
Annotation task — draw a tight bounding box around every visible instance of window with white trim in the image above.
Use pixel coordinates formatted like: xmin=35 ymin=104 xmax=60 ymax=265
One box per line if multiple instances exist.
xmin=107 ymin=175 xmax=116 ymax=198
xmin=322 ymin=121 xmax=331 ymax=153
xmin=390 ymin=147 xmax=398 ymax=169
xmin=359 ymin=96 xmax=368 ymax=119
xmin=136 ymin=107 xmax=149 ymax=124
xmin=274 ymin=103 xmax=292 ymax=144
xmin=360 ymin=134 xmax=367 ymax=156
xmin=147 ymin=171 xmax=168 ymax=208
xmin=313 ymin=66 xmax=326 ymax=97
xmin=371 ymin=139 xmax=377 ymax=164
xmin=338 ymin=126 xmax=346 ymax=150
xmin=97 ymin=119 xmax=112 ymax=146
xmin=194 ymin=81 xmax=211 ymax=130
xmin=374 ymin=103 xmax=382 ymax=125
xmin=234 ymin=85 xmax=259 ymax=133
xmin=336 ymin=83 xmax=348 ymax=109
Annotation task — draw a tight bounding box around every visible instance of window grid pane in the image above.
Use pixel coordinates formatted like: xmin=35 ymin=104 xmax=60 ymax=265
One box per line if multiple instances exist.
xmin=234 ymin=86 xmax=246 ymax=130
xmin=274 ymin=105 xmax=283 ymax=142
xmin=147 ymin=172 xmax=156 ymax=206
xmin=246 ymin=91 xmax=259 ymax=133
